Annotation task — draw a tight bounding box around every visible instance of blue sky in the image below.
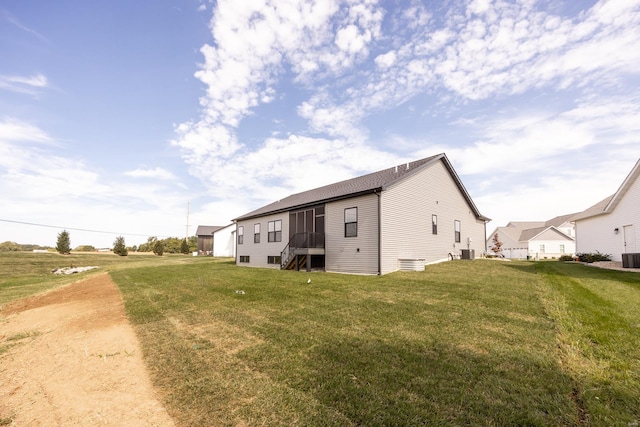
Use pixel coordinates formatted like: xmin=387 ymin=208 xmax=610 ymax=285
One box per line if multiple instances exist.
xmin=1 ymin=0 xmax=639 ymax=249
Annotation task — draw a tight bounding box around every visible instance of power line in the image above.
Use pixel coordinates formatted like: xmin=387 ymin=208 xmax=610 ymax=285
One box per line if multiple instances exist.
xmin=0 ymin=218 xmax=173 ymax=238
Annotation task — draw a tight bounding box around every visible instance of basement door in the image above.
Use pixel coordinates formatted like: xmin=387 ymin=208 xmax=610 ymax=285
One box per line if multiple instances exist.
xmin=623 ymin=225 xmax=636 ymax=253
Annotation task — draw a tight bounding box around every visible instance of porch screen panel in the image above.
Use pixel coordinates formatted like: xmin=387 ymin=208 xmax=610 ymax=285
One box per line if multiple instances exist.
xmin=306 ymin=210 xmax=314 ymax=233
xmin=289 ymin=213 xmax=296 ymax=239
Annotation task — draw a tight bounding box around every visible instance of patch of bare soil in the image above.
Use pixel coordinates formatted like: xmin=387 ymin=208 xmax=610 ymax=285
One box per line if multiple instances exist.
xmin=0 ymin=273 xmax=175 ymax=426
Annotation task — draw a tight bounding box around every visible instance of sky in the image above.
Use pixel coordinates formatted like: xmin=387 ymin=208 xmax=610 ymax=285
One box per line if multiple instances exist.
xmin=1 ymin=0 xmax=639 ymax=249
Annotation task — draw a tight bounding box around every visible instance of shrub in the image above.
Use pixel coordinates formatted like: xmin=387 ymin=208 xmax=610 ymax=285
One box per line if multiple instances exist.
xmin=153 ymin=240 xmax=164 ymax=256
xmin=558 ymin=255 xmax=574 ymax=262
xmin=576 ymin=251 xmax=612 ymax=263
xmin=113 ymin=236 xmax=128 ymax=256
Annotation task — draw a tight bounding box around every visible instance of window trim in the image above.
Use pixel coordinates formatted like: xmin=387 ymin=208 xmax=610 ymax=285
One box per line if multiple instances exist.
xmin=432 ymin=214 xmax=438 ymax=235
xmin=254 ymin=223 xmax=260 ymax=244
xmin=267 ymin=255 xmax=282 ymax=264
xmin=239 ymin=255 xmax=250 ymax=263
xmin=344 ymin=207 xmax=358 ymax=238
xmin=268 ymin=219 xmax=282 ymax=243
xmin=454 ymin=220 xmax=461 ymax=243
xmin=237 ymin=226 xmax=244 ymax=245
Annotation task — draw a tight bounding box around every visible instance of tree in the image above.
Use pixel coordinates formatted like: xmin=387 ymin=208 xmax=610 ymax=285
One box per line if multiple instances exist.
xmin=0 ymin=241 xmax=20 ymax=252
xmin=188 ymin=235 xmax=197 ymax=252
xmin=113 ymin=236 xmax=128 ymax=256
xmin=163 ymin=237 xmax=182 ymax=254
xmin=180 ymin=238 xmax=190 ymax=254
xmin=491 ymin=232 xmax=503 ymax=256
xmin=138 ymin=236 xmax=157 ymax=252
xmin=153 ymin=239 xmax=164 ymax=256
xmin=56 ymin=230 xmax=71 ymax=254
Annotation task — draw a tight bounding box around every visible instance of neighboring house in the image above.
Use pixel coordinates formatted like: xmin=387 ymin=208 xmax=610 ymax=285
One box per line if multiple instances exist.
xmin=573 ymin=158 xmax=640 ymax=263
xmin=196 ymin=226 xmax=220 ymax=255
xmin=233 ymin=153 xmax=490 ymax=275
xmin=212 ymin=223 xmax=236 ymax=257
xmin=196 ymin=225 xmax=236 ymax=257
xmin=487 ymin=213 xmax=577 ymax=259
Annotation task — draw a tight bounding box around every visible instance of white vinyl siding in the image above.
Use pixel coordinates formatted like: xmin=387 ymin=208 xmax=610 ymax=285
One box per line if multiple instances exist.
xmin=235 ymin=213 xmax=290 ymax=268
xmin=213 ymin=224 xmax=235 ymax=257
xmin=528 ymin=229 xmax=575 ymax=258
xmin=575 ymin=162 xmax=640 ymax=261
xmin=380 ymin=161 xmax=487 ymax=274
xmin=325 ymin=194 xmax=379 ymax=274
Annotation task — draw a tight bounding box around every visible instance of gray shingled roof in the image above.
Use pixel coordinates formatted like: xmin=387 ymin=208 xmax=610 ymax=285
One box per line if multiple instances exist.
xmin=235 ymin=153 xmax=489 ymax=222
xmin=571 ymin=195 xmax=614 ymax=221
xmin=544 ymin=213 xmax=579 ymax=227
xmin=519 ymin=226 xmax=574 ymax=242
xmin=196 ymin=225 xmax=225 ymax=236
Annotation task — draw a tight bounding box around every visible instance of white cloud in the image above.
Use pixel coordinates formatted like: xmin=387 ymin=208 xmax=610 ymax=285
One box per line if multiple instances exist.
xmin=124 ymin=167 xmax=177 ymax=180
xmin=0 ymin=73 xmax=48 ymax=94
xmin=173 ymin=0 xmax=387 ymax=207
xmin=172 ymin=0 xmax=640 ymax=225
xmin=2 ymin=10 xmax=49 ymax=44
xmin=375 ymin=50 xmax=396 ymax=68
xmin=0 ymin=117 xmax=53 ymax=144
xmin=0 ymin=118 xmax=194 ymax=247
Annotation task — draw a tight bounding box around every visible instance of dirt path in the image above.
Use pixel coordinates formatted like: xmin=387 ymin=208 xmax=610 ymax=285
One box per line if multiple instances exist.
xmin=0 ymin=273 xmax=175 ymax=426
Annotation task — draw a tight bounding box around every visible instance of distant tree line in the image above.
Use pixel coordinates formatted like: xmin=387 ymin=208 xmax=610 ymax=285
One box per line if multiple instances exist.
xmin=1 ymin=232 xmax=198 ymax=256
xmin=135 ymin=236 xmax=197 ymax=255
xmin=0 ymin=241 xmax=51 ymax=252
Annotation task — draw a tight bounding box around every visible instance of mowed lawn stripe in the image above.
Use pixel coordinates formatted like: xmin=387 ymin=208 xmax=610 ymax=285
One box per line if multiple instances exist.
xmin=536 ymin=262 xmax=640 ymax=425
xmin=113 ymin=259 xmax=589 ymax=426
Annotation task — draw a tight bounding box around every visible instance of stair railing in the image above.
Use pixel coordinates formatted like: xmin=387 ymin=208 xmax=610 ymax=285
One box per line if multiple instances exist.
xmin=280 ymin=233 xmax=325 ymax=269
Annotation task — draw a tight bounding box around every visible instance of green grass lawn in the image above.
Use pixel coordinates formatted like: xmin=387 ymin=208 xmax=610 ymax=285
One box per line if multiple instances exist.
xmin=0 ymin=251 xmax=209 ymax=305
xmin=2 ymin=253 xmax=639 ymax=426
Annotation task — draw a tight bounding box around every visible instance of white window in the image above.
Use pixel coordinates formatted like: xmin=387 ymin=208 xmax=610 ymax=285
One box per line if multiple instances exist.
xmin=345 ymin=207 xmax=357 ymax=237
xmin=268 ymin=220 xmax=282 ymax=242
xmin=254 ymin=223 xmax=260 ymax=243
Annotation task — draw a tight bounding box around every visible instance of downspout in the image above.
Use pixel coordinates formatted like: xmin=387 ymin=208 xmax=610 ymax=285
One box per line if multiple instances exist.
xmin=484 ymin=220 xmax=488 ymax=257
xmin=376 ymin=189 xmax=381 ymax=275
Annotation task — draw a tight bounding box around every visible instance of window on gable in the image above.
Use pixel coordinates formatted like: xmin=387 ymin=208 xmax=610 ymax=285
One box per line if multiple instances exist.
xmin=268 ymin=220 xmax=282 ymax=242
xmin=254 ymin=223 xmax=260 ymax=243
xmin=344 ymin=207 xmax=357 ymax=237
xmin=454 ymin=220 xmax=461 ymax=243
xmin=432 ymin=215 xmax=437 ymax=235
xmin=237 ymin=226 xmax=244 ymax=245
